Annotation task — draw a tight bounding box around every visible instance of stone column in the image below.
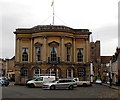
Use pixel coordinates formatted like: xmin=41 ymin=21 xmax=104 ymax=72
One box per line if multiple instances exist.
xmin=73 ymin=38 xmax=76 ymax=62
xmin=30 ymin=38 xmax=33 ymax=62
xmin=17 ymin=38 xmax=21 ymax=62
xmin=16 ymin=38 xmax=20 ymax=62
xmin=43 ymin=36 xmax=47 ymax=62
xmin=61 ymin=36 xmax=65 ymax=62
xmin=15 ymin=66 xmax=20 ymax=85
xmin=85 ymin=38 xmax=89 ymax=62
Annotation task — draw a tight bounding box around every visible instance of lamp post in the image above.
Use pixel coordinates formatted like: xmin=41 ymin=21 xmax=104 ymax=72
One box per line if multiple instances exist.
xmin=90 ymin=62 xmax=94 ymax=83
xmin=109 ymin=60 xmax=112 ymax=86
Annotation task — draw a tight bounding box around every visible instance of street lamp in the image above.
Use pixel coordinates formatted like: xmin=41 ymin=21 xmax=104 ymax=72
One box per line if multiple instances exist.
xmin=90 ymin=62 xmax=94 ymax=83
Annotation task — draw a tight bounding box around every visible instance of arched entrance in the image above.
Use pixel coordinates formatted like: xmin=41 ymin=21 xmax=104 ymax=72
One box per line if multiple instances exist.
xmin=47 ymin=67 xmax=61 ymax=79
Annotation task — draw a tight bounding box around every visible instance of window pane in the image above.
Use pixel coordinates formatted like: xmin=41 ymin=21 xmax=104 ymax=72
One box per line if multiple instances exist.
xmin=22 ymin=48 xmax=28 ymax=61
xmin=67 ymin=47 xmax=70 ymax=61
xmin=51 ymin=47 xmax=57 ymax=61
xmin=36 ymin=47 xmax=40 ymax=61
xmin=34 ymin=69 xmax=40 ymax=76
xmin=67 ymin=68 xmax=73 ymax=77
xmin=78 ymin=68 xmax=85 ymax=77
xmin=77 ymin=48 xmax=83 ymax=62
xmin=21 ymin=68 xmax=28 ymax=77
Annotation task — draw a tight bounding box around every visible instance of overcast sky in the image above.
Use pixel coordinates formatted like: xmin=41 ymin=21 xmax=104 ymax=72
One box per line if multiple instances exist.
xmin=0 ymin=0 xmax=119 ymax=59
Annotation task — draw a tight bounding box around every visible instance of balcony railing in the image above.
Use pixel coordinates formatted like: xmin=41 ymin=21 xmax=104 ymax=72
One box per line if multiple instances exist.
xmin=48 ymin=57 xmax=60 ymax=63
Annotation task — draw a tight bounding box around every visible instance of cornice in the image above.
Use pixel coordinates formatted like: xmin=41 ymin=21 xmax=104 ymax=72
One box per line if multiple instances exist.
xmin=14 ymin=25 xmax=92 ymax=35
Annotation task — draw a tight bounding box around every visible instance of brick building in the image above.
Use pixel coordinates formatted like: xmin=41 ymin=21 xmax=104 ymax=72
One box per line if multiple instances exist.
xmin=14 ymin=25 xmax=92 ymax=84
xmin=90 ymin=41 xmax=101 ymax=77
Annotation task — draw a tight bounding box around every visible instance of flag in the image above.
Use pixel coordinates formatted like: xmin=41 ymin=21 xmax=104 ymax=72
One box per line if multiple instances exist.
xmin=51 ymin=0 xmax=54 ymax=7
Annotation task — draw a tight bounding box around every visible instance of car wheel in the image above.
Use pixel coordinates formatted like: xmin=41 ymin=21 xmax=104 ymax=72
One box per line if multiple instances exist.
xmin=30 ymin=84 xmax=35 ymax=88
xmin=50 ymin=85 xmax=55 ymax=90
xmin=83 ymin=83 xmax=87 ymax=87
xmin=69 ymin=85 xmax=73 ymax=90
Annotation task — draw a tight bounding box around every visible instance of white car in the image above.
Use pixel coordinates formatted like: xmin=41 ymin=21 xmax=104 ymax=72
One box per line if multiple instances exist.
xmin=95 ymin=80 xmax=102 ymax=84
xmin=26 ymin=76 xmax=55 ymax=87
xmin=73 ymin=78 xmax=92 ymax=87
xmin=42 ymin=78 xmax=77 ymax=90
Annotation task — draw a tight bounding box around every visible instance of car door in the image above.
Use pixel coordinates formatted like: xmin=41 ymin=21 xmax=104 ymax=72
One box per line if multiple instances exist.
xmin=56 ymin=80 xmax=68 ymax=89
xmin=34 ymin=77 xmax=43 ymax=87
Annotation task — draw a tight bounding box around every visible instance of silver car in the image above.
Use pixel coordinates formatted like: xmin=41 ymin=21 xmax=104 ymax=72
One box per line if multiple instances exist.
xmin=42 ymin=78 xmax=77 ymax=90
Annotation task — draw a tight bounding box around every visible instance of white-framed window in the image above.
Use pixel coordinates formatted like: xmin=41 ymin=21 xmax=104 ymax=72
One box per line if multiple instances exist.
xmin=22 ymin=48 xmax=28 ymax=61
xmin=34 ymin=68 xmax=40 ymax=77
xmin=36 ymin=47 xmax=40 ymax=61
xmin=67 ymin=68 xmax=73 ymax=78
xmin=50 ymin=47 xmax=57 ymax=61
xmin=21 ymin=68 xmax=28 ymax=77
xmin=66 ymin=47 xmax=71 ymax=61
xmin=77 ymin=48 xmax=83 ymax=62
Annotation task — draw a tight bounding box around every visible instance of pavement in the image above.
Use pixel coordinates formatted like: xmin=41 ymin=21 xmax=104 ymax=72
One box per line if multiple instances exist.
xmin=102 ymin=83 xmax=119 ymax=90
xmin=9 ymin=82 xmax=15 ymax=86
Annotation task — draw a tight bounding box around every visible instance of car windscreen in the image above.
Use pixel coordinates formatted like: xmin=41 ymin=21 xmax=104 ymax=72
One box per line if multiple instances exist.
xmin=35 ymin=77 xmax=43 ymax=81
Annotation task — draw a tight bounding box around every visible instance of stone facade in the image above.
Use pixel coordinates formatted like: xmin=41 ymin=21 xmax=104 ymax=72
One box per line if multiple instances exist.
xmin=6 ymin=56 xmax=15 ymax=81
xmin=0 ymin=58 xmax=5 ymax=76
xmin=14 ymin=25 xmax=91 ymax=84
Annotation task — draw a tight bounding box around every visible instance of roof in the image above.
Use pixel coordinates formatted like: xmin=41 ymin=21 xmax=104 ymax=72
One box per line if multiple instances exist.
xmin=101 ymin=56 xmax=112 ymax=64
xmin=14 ymin=25 xmax=92 ymax=35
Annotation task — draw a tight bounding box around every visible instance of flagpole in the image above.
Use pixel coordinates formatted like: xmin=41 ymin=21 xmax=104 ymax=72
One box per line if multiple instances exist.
xmin=52 ymin=0 xmax=54 ymax=25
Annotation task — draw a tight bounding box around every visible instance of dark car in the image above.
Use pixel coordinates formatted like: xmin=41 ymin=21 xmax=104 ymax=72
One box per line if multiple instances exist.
xmin=0 ymin=77 xmax=9 ymax=86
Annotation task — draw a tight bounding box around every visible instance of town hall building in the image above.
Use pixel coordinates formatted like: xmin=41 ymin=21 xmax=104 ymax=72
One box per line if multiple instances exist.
xmin=14 ymin=25 xmax=92 ymax=84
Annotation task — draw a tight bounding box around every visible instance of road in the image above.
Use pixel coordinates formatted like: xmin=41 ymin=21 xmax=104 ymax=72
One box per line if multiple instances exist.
xmin=1 ymin=84 xmax=119 ymax=99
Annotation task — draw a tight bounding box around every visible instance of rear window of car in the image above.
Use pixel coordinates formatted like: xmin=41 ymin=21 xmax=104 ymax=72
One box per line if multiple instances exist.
xmin=59 ymin=79 xmax=75 ymax=83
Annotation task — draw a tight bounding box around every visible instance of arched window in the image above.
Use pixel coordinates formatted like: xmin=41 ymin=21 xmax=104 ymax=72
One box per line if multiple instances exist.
xmin=22 ymin=48 xmax=28 ymax=61
xmin=78 ymin=68 xmax=85 ymax=77
xmin=66 ymin=47 xmax=71 ymax=61
xmin=67 ymin=68 xmax=73 ymax=78
xmin=34 ymin=68 xmax=40 ymax=77
xmin=48 ymin=67 xmax=60 ymax=78
xmin=21 ymin=68 xmax=28 ymax=77
xmin=77 ymin=48 xmax=83 ymax=62
xmin=50 ymin=47 xmax=57 ymax=61
xmin=36 ymin=47 xmax=40 ymax=61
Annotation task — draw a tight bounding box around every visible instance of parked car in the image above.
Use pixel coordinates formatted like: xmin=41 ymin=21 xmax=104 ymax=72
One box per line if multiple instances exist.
xmin=26 ymin=77 xmax=36 ymax=83
xmin=95 ymin=79 xmax=102 ymax=84
xmin=0 ymin=77 xmax=9 ymax=86
xmin=42 ymin=78 xmax=77 ymax=90
xmin=26 ymin=76 xmax=55 ymax=87
xmin=73 ymin=78 xmax=92 ymax=87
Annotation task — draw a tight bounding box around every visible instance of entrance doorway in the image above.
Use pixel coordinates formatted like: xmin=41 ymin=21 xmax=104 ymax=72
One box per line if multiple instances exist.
xmin=47 ymin=67 xmax=60 ymax=79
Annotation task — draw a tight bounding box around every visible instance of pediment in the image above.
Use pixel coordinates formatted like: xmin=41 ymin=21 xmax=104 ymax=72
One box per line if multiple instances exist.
xmin=65 ymin=42 xmax=72 ymax=47
xmin=34 ymin=42 xmax=43 ymax=47
xmin=48 ymin=41 xmax=59 ymax=46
